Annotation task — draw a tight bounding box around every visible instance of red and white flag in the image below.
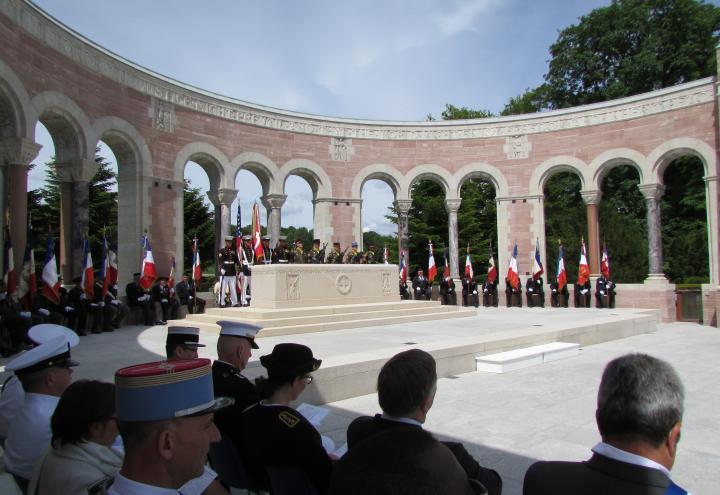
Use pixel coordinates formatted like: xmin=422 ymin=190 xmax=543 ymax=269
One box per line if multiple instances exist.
xmin=193 ymin=237 xmax=202 ymax=284
xmin=578 ymin=239 xmax=590 ymax=286
xmin=464 ymin=248 xmax=474 ymax=280
xmin=251 ymin=202 xmax=263 ymax=262
xmin=557 ymin=245 xmax=567 ymax=292
xmin=506 ymin=242 xmax=519 ymax=289
xmin=487 ymin=248 xmax=497 ymax=284
xmin=600 ymin=244 xmax=610 ymax=279
xmin=427 ymin=241 xmax=437 ymax=282
xmin=168 ymin=256 xmax=176 ymax=297
xmin=17 ymin=227 xmax=37 ymax=310
xmin=443 ymin=252 xmax=450 ymax=279
xmin=3 ymin=225 xmax=16 ymax=296
xmin=140 ymin=235 xmax=156 ymax=291
xmin=383 ymin=246 xmax=389 ymax=265
xmin=399 ymin=251 xmax=407 ymax=285
xmin=81 ymin=237 xmax=94 ymax=299
xmin=41 ymin=233 xmax=61 ymax=305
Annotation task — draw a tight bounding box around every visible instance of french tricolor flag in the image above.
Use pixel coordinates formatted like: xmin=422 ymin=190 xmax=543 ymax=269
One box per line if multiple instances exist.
xmin=140 ymin=235 xmax=157 ymax=291
xmin=42 ymin=233 xmax=61 ymax=305
xmin=81 ymin=237 xmax=94 ymax=299
xmin=427 ymin=241 xmax=437 ymax=282
xmin=507 ymin=242 xmax=519 ymax=289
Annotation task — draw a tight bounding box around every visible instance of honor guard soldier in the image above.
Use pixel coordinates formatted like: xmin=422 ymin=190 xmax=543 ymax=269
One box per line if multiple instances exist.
xmin=309 ymin=239 xmax=323 ymax=264
xmin=218 ymin=235 xmax=239 ymax=307
xmin=595 ymin=275 xmax=616 ymax=308
xmin=482 ymin=277 xmax=499 ymax=307
xmin=439 ymin=274 xmax=457 ymax=305
xmin=293 ymin=239 xmax=306 ymax=264
xmin=575 ymin=279 xmax=591 ymax=307
xmin=326 ymin=241 xmax=343 ymax=264
xmin=261 ymin=236 xmax=272 ymax=264
xmin=239 ymin=234 xmax=253 ymax=306
xmin=346 ymin=241 xmax=361 ymax=264
xmin=4 ymin=334 xmax=78 ymax=489
xmin=272 ymin=236 xmax=291 ymax=263
xmin=462 ymin=275 xmax=479 ymax=307
xmin=125 ymin=272 xmax=158 ymax=326
xmin=363 ymin=243 xmax=378 ymax=264
xmin=550 ymin=281 xmax=569 ymax=307
xmin=166 ymin=325 xmax=205 ymax=361
xmin=525 ymin=274 xmax=545 ymax=308
xmin=109 ymin=359 xmax=232 ymax=495
xmin=412 ymin=269 xmax=432 ymax=300
xmin=505 ymin=277 xmax=523 ymax=307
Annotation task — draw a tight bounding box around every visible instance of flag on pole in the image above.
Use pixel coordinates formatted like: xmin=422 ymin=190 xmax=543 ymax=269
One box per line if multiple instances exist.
xmin=100 ymin=235 xmax=109 ymax=298
xmin=3 ymin=225 xmax=16 ymax=296
xmin=41 ymin=233 xmax=61 ymax=305
xmin=192 ymin=237 xmax=202 ymax=284
xmin=601 ymin=244 xmax=610 ymax=279
xmin=557 ymin=244 xmax=567 ymax=292
xmin=81 ymin=237 xmax=94 ymax=299
xmin=578 ymin=239 xmax=590 ymax=286
xmin=507 ymin=242 xmax=519 ymax=289
xmin=17 ymin=223 xmax=37 ymax=310
xmin=168 ymin=256 xmax=176 ymax=297
xmin=399 ymin=250 xmax=407 ymax=284
xmin=532 ymin=239 xmax=544 ymax=280
xmin=107 ymin=244 xmax=118 ymax=287
xmin=139 ymin=234 xmax=156 ymax=291
xmin=427 ymin=241 xmax=437 ymax=282
xmin=487 ymin=245 xmax=497 ymax=284
xmin=383 ymin=245 xmax=389 ymax=264
xmin=443 ymin=252 xmax=450 ymax=279
xmin=464 ymin=246 xmax=474 ymax=280
xmin=251 ymin=202 xmax=263 ymax=262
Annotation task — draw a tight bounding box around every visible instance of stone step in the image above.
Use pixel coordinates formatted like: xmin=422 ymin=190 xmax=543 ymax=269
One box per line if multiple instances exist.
xmin=475 ymin=342 xmax=580 ymax=373
xmin=201 ymin=300 xmax=445 ymax=319
xmin=169 ymin=305 xmax=476 ymax=337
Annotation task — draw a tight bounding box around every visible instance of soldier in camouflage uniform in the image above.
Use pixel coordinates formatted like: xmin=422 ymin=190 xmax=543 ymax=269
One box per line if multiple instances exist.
xmin=363 ymin=243 xmax=378 ymax=264
xmin=293 ymin=240 xmax=305 ymax=264
xmin=325 ymin=242 xmax=343 ymax=264
xmin=345 ymin=241 xmax=362 ymax=264
xmin=308 ymin=239 xmax=323 ymax=264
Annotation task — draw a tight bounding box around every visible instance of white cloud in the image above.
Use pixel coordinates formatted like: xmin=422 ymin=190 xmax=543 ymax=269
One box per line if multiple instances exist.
xmin=434 ymin=0 xmax=502 ymax=37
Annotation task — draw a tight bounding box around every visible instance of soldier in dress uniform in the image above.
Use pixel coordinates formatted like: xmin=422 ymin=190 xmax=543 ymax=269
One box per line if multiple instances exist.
xmin=260 ymin=236 xmax=272 ymax=264
xmin=439 ymin=274 xmax=457 ymax=305
xmin=325 ymin=242 xmax=343 ymax=264
xmin=239 ymin=234 xmax=253 ymax=306
xmin=412 ymin=269 xmax=432 ymax=300
xmin=595 ymin=275 xmax=617 ymax=308
xmin=346 ymin=241 xmax=362 ymax=264
xmin=363 ymin=243 xmax=377 ymax=264
xmin=242 ymin=344 xmax=331 ymax=495
xmin=272 ymin=236 xmax=291 ymax=264
xmin=165 ymin=325 xmax=205 ymax=361
xmin=482 ymin=277 xmax=498 ymax=307
xmin=575 ymin=280 xmax=591 ymax=308
xmin=462 ymin=276 xmax=479 ymax=307
xmin=217 ymin=236 xmax=239 ymax=307
xmin=125 ymin=272 xmax=157 ymax=326
xmin=525 ymin=275 xmax=545 ymax=308
xmin=3 ymin=334 xmax=78 ymax=489
xmin=550 ymin=281 xmax=569 ymax=308
xmin=309 ymin=239 xmax=323 ymax=264
xmin=108 ymin=359 xmax=232 ymax=495
xmin=293 ymin=239 xmax=306 ymax=264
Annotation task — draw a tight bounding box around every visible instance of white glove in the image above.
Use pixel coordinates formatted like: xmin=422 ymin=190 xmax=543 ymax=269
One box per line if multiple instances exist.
xmin=161 ymin=298 xmax=168 ymax=303
xmin=484 ymin=289 xmax=489 ymax=293
xmin=39 ymin=308 xmax=50 ymax=316
xmin=99 ymin=301 xmax=105 ymax=307
xmin=90 ymin=303 xmax=98 ymax=307
xmin=113 ymin=284 xmax=118 ymax=291
xmin=552 ymin=289 xmax=557 ymax=293
xmin=80 ymin=293 xmax=87 ymax=300
xmin=528 ymin=288 xmax=533 ymax=293
xmin=220 ymin=268 xmax=226 ymax=275
xmin=20 ymin=311 xmax=31 ymax=318
xmin=415 ymin=287 xmax=421 ymax=291
xmin=188 ymin=296 xmax=193 ymax=300
xmin=473 ymin=290 xmax=477 ymax=295
xmin=111 ymin=300 xmax=119 ymax=306
xmin=581 ymin=289 xmax=588 ymax=294
xmin=600 ymin=291 xmax=605 ymax=295
xmin=65 ymin=306 xmax=74 ymax=312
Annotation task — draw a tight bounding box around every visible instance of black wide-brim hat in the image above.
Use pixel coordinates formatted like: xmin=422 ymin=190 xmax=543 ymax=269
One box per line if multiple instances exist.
xmin=260 ymin=343 xmax=321 ymax=380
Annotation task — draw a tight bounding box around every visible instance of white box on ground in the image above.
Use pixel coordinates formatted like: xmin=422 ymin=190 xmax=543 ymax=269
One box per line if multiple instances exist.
xmin=475 ymin=342 xmax=580 ymax=373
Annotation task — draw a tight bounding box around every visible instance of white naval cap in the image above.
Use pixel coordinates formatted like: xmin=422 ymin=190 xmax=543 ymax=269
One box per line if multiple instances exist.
xmin=5 ymin=335 xmax=79 ymax=376
xmin=28 ymin=323 xmax=80 ymax=348
xmin=217 ymin=321 xmax=261 ymax=349
xmin=224 ymin=235 xmax=234 ymax=241
xmin=166 ymin=325 xmax=205 ymax=348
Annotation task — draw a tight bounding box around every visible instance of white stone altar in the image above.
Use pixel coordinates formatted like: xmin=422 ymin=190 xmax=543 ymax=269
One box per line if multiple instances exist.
xmin=250 ymin=264 xmax=399 ymax=308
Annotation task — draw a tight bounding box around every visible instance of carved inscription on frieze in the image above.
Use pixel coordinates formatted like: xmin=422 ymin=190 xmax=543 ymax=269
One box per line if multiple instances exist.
xmin=329 ymin=137 xmax=355 ymax=162
xmin=503 ymin=135 xmax=531 ymax=160
xmin=287 ymin=273 xmax=300 ymax=300
xmin=151 ymin=98 xmax=176 ymax=133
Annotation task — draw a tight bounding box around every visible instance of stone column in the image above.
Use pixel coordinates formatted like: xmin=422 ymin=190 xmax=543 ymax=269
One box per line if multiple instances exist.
xmin=0 ymin=138 xmax=42 ymax=270
xmin=445 ymin=198 xmax=462 ymax=279
xmin=261 ymin=193 xmax=287 ymax=247
xmin=703 ymin=175 xmax=719 ymax=287
xmin=207 ymin=188 xmax=238 ymax=269
xmin=394 ymin=199 xmax=412 ymax=269
xmin=55 ymin=159 xmax=99 ymax=281
xmin=311 ymin=198 xmax=333 ymax=246
xmin=638 ymin=184 xmax=666 ymax=279
xmin=580 ymin=190 xmax=602 ymax=276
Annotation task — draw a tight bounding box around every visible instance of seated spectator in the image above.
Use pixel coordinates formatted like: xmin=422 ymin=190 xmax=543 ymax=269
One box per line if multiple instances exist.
xmin=125 ymin=272 xmax=157 ymax=326
xmin=399 ymin=279 xmax=410 ymax=300
xmin=330 ymin=426 xmax=483 ymax=495
xmin=67 ymin=277 xmax=89 ymax=335
xmin=176 ymin=275 xmax=206 ymax=314
xmin=242 ymin=343 xmax=332 ymax=494
xmin=574 ymin=280 xmax=591 ymax=307
xmin=482 ymin=277 xmax=498 ymax=307
xmin=462 ymin=276 xmax=479 ymax=307
xmin=1 ymin=279 xmax=41 ymax=345
xmin=412 ymin=269 xmax=432 ymax=300
xmin=549 ymin=281 xmax=569 ymax=308
xmin=347 ymin=349 xmax=501 ymax=495
xmin=151 ymin=277 xmax=178 ymax=324
xmin=104 ymin=280 xmax=128 ymax=329
xmin=595 ymin=275 xmax=617 ymax=309
xmin=439 ymin=275 xmax=457 ymax=305
xmin=28 ymin=380 xmax=121 ymax=495
xmin=505 ymin=278 xmax=522 ymax=307
xmin=523 ymin=353 xmax=690 ymax=495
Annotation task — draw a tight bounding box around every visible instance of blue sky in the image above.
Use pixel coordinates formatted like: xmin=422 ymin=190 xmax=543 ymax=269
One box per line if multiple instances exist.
xmin=28 ymin=0 xmax=703 ymax=235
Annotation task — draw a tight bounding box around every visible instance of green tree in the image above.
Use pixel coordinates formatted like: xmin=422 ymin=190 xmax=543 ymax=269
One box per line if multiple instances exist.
xmin=500 ymin=86 xmax=548 ymax=116
xmin=362 ymin=231 xmax=398 ymax=263
xmin=183 ymin=180 xmax=215 ymax=273
xmin=543 ymin=173 xmax=585 ymax=284
xmin=440 ymin=104 xmax=494 ymax=120
xmin=407 ymin=181 xmax=448 ymax=276
xmin=458 ymin=179 xmax=497 ymax=279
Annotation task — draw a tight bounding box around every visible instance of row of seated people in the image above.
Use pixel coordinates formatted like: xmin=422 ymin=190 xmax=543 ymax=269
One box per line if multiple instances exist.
xmin=124 ymin=272 xmax=206 ymax=326
xmin=0 ymin=321 xmax=689 ymax=495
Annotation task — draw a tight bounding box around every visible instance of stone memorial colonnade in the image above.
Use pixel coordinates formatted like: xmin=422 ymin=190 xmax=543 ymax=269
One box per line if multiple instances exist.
xmin=0 ymin=0 xmax=719 ymax=323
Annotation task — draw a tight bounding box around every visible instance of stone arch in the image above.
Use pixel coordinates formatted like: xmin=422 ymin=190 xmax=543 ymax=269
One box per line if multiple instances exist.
xmin=93 ymin=116 xmax=152 ymax=175
xmin=454 ymin=162 xmax=509 ymax=198
xmin=229 ymin=151 xmax=279 ymax=196
xmin=351 ymin=164 xmax=406 ymax=200
xmin=173 ymin=142 xmax=227 ymax=189
xmin=278 ymin=158 xmax=332 ymax=198
xmin=530 ymin=156 xmax=589 ymax=196
xmin=30 ymin=91 xmax=95 ymax=162
xmin=589 ymin=148 xmax=646 ymax=188
xmin=405 ymin=164 xmax=454 ymax=199
xmin=646 ymin=137 xmax=716 ymax=183
xmin=0 ymin=58 xmax=33 ymax=139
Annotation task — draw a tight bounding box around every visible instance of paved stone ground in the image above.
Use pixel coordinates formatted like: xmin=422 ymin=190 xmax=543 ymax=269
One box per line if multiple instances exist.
xmin=318 ymin=323 xmax=720 ymax=495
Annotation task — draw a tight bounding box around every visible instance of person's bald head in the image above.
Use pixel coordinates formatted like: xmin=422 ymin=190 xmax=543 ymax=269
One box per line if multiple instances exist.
xmin=217 ymin=335 xmax=253 ymax=370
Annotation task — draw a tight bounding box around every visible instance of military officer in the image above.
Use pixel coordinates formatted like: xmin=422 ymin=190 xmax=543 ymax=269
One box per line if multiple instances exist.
xmin=412 ymin=269 xmax=432 ymax=300
xmin=439 ymin=274 xmax=457 ymax=305
xmin=218 ymin=235 xmax=239 ymax=307
xmin=462 ymin=276 xmax=479 ymax=307
xmin=125 ymin=272 xmax=157 ymax=326
xmin=165 ymin=325 xmax=205 ymax=361
xmin=482 ymin=277 xmax=499 ymax=307
xmin=325 ymin=241 xmax=343 ymax=264
xmin=293 ymin=239 xmax=306 ymax=264
xmin=363 ymin=243 xmax=378 ymax=264
xmin=260 ymin=236 xmax=272 ymax=264
xmin=595 ymin=275 xmax=616 ymax=308
xmin=272 ymin=236 xmax=291 ymax=264
xmin=309 ymin=239 xmax=323 ymax=264
xmin=550 ymin=281 xmax=569 ymax=308
xmin=346 ymin=241 xmax=362 ymax=264
xmin=239 ymin=234 xmax=253 ymax=306
xmin=575 ymin=279 xmax=591 ymax=307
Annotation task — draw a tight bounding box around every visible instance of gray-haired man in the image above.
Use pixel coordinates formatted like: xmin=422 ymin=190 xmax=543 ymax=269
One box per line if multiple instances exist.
xmin=523 ymin=353 xmax=689 ymax=495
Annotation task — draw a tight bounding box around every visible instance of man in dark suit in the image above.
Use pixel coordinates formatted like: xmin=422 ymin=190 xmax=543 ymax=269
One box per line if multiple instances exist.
xmin=346 ymin=349 xmax=502 ymax=495
xmin=412 ymin=269 xmax=432 ymax=300
xmin=595 ymin=275 xmax=617 ymax=308
xmin=523 ymin=353 xmax=690 ymax=495
xmin=175 ymin=274 xmax=206 ymax=314
xmin=125 ymin=272 xmax=157 ymax=326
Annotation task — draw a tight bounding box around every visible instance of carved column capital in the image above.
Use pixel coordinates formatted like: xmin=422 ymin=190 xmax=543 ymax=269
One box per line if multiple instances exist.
xmin=580 ymin=190 xmax=602 ymax=205
xmin=394 ymin=199 xmax=413 ymax=215
xmin=0 ymin=137 xmax=42 ymax=166
xmin=637 ymin=183 xmax=665 ymax=202
xmin=261 ymin=193 xmax=287 ymax=210
xmin=207 ymin=187 xmax=238 ymax=206
xmin=55 ymin=159 xmax=99 ymax=183
xmin=444 ymin=198 xmax=462 ymax=214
